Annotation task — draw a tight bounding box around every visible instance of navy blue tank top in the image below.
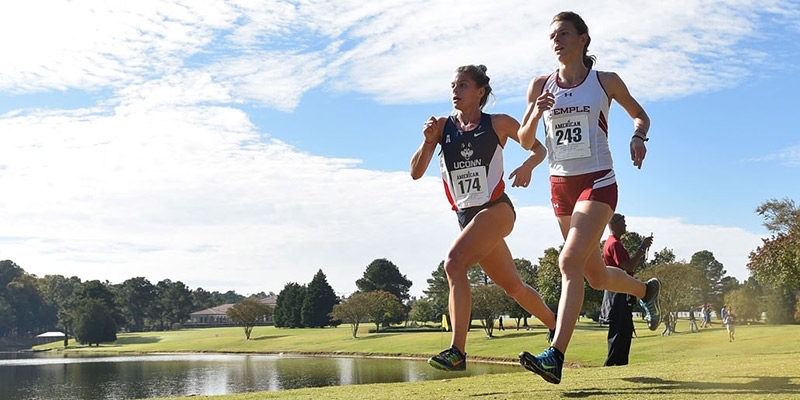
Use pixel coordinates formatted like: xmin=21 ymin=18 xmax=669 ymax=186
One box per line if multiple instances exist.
xmin=438 ymin=113 xmax=505 ymax=211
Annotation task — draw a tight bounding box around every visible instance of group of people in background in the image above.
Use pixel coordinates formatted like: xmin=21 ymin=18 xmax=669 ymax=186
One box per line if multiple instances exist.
xmin=410 ymin=11 xmax=661 ymax=385
xmin=661 ymin=303 xmax=736 ymax=340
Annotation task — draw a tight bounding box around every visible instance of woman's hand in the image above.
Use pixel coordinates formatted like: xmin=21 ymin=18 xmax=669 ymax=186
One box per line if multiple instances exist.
xmin=532 ymin=89 xmax=555 ymax=120
xmin=509 ymin=164 xmax=533 ymax=187
xmin=630 ymin=136 xmax=647 ymax=169
xmin=423 ymin=116 xmax=440 ymax=145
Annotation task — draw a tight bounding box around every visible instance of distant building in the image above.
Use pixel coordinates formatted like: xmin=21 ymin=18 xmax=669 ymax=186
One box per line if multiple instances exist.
xmin=188 ymin=295 xmax=277 ymax=326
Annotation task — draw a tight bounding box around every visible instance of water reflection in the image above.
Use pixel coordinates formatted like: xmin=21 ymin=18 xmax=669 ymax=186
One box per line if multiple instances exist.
xmin=0 ymin=353 xmax=519 ymax=400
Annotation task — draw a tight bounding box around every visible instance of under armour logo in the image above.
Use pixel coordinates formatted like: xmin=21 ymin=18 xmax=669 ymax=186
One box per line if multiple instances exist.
xmin=564 ymin=92 xmax=573 ymax=97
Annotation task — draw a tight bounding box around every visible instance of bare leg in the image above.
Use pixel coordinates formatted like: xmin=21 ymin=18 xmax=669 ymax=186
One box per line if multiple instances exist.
xmin=443 ymin=202 xmax=515 ymax=354
xmin=551 ymin=200 xmax=646 ymax=354
xmin=480 ymin=240 xmax=556 ymax=330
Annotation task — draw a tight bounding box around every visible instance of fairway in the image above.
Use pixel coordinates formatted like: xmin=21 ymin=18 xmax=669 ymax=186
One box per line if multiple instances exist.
xmin=39 ymin=320 xmax=800 ymax=399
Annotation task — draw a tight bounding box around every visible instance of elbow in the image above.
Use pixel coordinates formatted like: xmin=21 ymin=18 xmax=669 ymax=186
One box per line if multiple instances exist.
xmin=518 ymin=136 xmax=533 ymax=151
xmin=518 ymin=132 xmax=535 ymax=151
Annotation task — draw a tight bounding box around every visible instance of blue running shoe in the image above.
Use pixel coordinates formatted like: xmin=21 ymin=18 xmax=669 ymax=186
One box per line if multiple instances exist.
xmin=639 ymin=278 xmax=661 ymax=331
xmin=428 ymin=346 xmax=466 ymax=371
xmin=519 ymin=346 xmax=563 ymax=384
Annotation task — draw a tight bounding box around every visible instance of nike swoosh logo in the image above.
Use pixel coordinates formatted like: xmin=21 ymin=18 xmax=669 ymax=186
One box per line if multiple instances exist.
xmin=474 ymin=131 xmax=485 ymax=137
xmin=541 ymin=363 xmax=557 ymax=370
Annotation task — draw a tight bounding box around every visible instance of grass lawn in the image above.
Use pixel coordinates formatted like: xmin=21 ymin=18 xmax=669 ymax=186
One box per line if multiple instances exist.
xmin=36 ymin=319 xmax=800 ymax=399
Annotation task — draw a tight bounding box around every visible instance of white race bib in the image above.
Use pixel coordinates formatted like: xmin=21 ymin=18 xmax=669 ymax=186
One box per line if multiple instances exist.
xmin=450 ymin=166 xmax=488 ymax=208
xmin=548 ymin=113 xmax=591 ymax=161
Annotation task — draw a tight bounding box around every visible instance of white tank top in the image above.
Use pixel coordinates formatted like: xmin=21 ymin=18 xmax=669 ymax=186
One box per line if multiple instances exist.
xmin=542 ymin=69 xmax=613 ymax=176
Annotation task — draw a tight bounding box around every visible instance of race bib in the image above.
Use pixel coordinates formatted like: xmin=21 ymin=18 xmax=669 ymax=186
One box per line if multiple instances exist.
xmin=548 ymin=113 xmax=591 ymax=161
xmin=450 ymin=166 xmax=488 ymax=207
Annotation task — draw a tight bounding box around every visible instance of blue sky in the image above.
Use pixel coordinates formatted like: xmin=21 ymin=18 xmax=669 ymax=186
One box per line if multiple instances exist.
xmin=1 ymin=1 xmax=798 ymax=298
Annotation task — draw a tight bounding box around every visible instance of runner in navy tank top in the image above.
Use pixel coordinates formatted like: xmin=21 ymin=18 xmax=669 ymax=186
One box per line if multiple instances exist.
xmin=410 ymin=65 xmax=555 ymax=372
xmin=516 ymin=12 xmax=662 ymax=385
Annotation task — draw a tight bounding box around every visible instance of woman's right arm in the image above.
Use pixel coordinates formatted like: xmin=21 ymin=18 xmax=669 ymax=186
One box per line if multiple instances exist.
xmin=517 ymin=76 xmax=552 ymax=150
xmin=410 ymin=116 xmax=445 ymax=180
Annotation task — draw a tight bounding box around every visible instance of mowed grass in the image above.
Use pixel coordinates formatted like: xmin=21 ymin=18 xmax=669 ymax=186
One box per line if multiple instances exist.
xmin=37 ymin=320 xmax=800 ymax=399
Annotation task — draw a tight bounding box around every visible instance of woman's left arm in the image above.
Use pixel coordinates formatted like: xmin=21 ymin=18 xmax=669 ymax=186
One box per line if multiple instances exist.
xmin=600 ymin=71 xmax=651 ymax=169
xmin=494 ymin=114 xmax=546 ymax=187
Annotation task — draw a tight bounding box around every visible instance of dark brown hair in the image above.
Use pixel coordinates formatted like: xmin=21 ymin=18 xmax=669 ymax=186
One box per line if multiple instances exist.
xmin=552 ymin=11 xmax=596 ymax=69
xmin=455 ymin=64 xmax=492 ymax=110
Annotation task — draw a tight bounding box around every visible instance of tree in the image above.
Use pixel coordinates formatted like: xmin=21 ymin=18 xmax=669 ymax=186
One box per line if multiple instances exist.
xmin=38 ymin=275 xmax=81 ymax=340
xmin=191 ymin=287 xmax=215 ymax=311
xmin=749 ymin=198 xmax=800 ymax=289
xmin=155 ymin=280 xmax=193 ymax=330
xmin=330 ymin=292 xmax=372 ymax=338
xmin=408 ymin=297 xmax=438 ymax=325
xmin=749 ymin=228 xmax=800 ymax=290
xmin=67 ymin=280 xmax=122 ymax=346
xmin=0 ymin=260 xmax=35 ymax=336
xmin=470 ymin=284 xmax=509 ymax=338
xmin=764 ymin=287 xmax=797 ymax=324
xmin=73 ymin=298 xmax=118 ymax=346
xmin=535 ymin=247 xmax=561 ymax=310
xmin=227 ymin=298 xmax=272 ymax=340
xmin=0 ymin=296 xmax=14 ymax=337
xmin=468 ymin=264 xmax=491 ymax=285
xmin=5 ymin=273 xmax=49 ymax=336
xmin=118 ymin=277 xmax=157 ymax=332
xmin=356 ymin=258 xmax=413 ymax=302
xmin=504 ymin=259 xmax=535 ymax=329
xmin=647 ymin=248 xmax=677 ymax=268
xmin=690 ymin=250 xmax=727 ymax=306
xmin=725 ymin=285 xmax=761 ymax=323
xmin=301 ymin=270 xmax=339 ymax=328
xmin=0 ymin=260 xmax=24 ymax=291
xmin=362 ymin=291 xmax=404 ymax=332
xmin=638 ymin=262 xmax=707 ymax=325
xmin=423 ymin=262 xmax=450 ymax=323
xmin=274 ymin=283 xmax=306 ymax=328
xmin=748 ymin=198 xmax=800 ymax=323
xmin=756 ymin=198 xmax=800 ymax=235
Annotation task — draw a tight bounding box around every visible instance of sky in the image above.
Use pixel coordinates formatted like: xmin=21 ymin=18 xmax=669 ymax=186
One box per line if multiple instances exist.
xmin=1 ymin=1 xmax=798 ymax=299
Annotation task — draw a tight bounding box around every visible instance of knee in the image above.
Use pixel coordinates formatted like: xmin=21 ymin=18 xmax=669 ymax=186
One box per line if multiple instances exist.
xmin=443 ymin=253 xmax=469 ymax=280
xmin=558 ymin=252 xmax=585 ymax=279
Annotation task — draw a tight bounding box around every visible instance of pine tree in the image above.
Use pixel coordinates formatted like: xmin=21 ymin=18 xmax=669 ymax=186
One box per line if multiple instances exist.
xmin=301 ymin=270 xmax=338 ymax=328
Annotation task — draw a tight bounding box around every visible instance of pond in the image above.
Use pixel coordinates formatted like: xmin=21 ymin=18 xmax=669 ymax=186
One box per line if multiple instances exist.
xmin=0 ymin=352 xmax=520 ymax=400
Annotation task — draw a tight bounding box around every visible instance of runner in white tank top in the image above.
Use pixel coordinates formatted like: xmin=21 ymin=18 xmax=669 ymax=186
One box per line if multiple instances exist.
xmin=514 ymin=11 xmax=662 ymax=385
xmin=541 ymin=69 xmax=613 ymax=177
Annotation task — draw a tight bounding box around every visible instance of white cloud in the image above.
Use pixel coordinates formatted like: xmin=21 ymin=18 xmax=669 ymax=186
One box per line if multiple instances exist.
xmin=0 ymin=98 xmax=459 ymax=295
xmin=0 ymin=1 xmax=236 ymax=93
xmin=0 ymin=1 xmax=788 ymax=298
xmin=3 ymin=1 xmax=797 ymax=108
xmin=324 ymin=0 xmax=796 ymax=104
xmin=753 ymin=145 xmax=800 ymax=167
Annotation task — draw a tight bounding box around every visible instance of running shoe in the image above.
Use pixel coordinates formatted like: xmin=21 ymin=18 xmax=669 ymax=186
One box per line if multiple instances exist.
xmin=428 ymin=346 xmax=466 ymax=371
xmin=639 ymin=278 xmax=661 ymax=331
xmin=519 ymin=346 xmax=563 ymax=384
